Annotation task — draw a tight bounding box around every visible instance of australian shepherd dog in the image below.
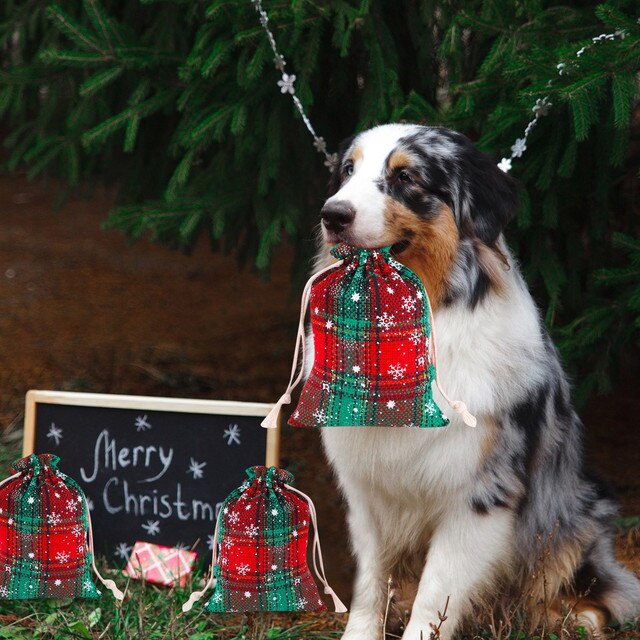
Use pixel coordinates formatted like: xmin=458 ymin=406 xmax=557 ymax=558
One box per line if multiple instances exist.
xmin=311 ymin=124 xmax=640 ymax=639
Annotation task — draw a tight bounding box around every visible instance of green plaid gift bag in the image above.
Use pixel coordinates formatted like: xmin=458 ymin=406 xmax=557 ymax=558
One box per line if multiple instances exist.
xmin=0 ymin=454 xmax=124 ymax=600
xmin=182 ymin=466 xmax=346 ymax=613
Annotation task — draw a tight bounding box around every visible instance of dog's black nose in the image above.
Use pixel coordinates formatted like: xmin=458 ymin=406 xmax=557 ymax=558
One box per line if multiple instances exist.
xmin=320 ymin=201 xmax=356 ymax=233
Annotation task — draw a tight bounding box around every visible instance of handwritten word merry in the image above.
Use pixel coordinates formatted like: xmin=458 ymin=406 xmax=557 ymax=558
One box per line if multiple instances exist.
xmin=80 ymin=429 xmax=173 ymax=484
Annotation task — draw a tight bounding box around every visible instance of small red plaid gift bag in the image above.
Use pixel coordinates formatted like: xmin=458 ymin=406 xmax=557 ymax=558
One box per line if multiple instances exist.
xmin=0 ymin=454 xmax=124 ymax=601
xmin=262 ymin=244 xmax=476 ymax=429
xmin=182 ymin=466 xmax=346 ymax=613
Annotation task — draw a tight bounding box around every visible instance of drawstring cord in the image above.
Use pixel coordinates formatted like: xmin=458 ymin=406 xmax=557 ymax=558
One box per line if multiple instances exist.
xmin=261 ymin=260 xmax=344 ymax=429
xmin=0 ymin=472 xmax=20 ymax=490
xmin=85 ymin=498 xmax=125 ymax=600
xmin=182 ymin=509 xmax=222 ymax=612
xmin=286 ymin=484 xmax=347 ymax=613
xmin=424 ymin=294 xmax=477 ymax=428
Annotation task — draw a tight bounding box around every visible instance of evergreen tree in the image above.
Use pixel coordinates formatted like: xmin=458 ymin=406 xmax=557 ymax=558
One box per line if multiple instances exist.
xmin=1 ymin=0 xmax=638 ymax=401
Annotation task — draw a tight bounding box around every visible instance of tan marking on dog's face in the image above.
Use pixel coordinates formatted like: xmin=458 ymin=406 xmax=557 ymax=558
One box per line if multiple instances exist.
xmin=350 ymin=145 xmax=363 ymax=164
xmin=387 ymin=150 xmax=413 ymax=172
xmin=383 ymin=198 xmax=459 ymax=307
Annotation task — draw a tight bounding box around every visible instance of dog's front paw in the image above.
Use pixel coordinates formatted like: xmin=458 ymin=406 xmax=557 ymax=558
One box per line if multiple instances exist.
xmin=340 ymin=611 xmax=383 ymax=640
xmin=401 ymin=615 xmax=452 ymax=640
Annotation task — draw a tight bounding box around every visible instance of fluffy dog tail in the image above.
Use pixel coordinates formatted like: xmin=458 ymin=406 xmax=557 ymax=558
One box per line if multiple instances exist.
xmin=580 ymin=534 xmax=640 ymax=624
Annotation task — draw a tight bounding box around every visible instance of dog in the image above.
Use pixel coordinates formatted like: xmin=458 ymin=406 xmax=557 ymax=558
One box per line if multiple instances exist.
xmin=311 ymin=124 xmax=640 ymax=639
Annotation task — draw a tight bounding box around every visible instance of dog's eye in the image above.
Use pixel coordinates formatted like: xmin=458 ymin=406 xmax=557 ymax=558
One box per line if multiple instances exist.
xmin=344 ymin=161 xmax=354 ymax=177
xmin=397 ymin=169 xmax=412 ymax=184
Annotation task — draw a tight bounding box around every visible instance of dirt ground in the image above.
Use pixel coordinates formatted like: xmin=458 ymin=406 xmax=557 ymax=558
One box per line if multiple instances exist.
xmin=0 ymin=171 xmax=638 ymax=604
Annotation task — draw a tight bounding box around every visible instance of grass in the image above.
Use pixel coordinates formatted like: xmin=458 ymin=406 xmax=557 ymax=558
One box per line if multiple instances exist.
xmin=0 ymin=574 xmax=346 ymax=640
xmin=2 ymin=435 xmax=640 ymax=639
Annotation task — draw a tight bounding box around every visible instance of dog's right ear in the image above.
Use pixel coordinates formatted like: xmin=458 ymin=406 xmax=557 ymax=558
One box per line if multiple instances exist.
xmin=327 ymin=135 xmax=355 ymax=197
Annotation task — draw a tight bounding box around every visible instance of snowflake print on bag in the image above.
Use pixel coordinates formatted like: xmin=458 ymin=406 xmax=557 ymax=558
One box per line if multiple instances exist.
xmin=388 ymin=364 xmax=407 ymax=380
xmin=376 ymin=311 xmax=395 ymax=330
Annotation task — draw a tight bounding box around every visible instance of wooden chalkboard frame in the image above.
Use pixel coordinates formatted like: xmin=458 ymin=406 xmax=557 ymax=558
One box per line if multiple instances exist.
xmin=23 ymin=390 xmax=279 ymax=465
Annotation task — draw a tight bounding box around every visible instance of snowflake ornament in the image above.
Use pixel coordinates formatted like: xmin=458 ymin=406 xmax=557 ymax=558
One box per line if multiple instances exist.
xmin=277 ymin=73 xmax=296 ymax=95
xmin=511 ymin=138 xmax=527 ymax=158
xmin=313 ymin=136 xmax=327 ymax=153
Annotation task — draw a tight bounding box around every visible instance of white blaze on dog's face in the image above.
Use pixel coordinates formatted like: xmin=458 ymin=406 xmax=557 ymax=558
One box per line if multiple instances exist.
xmin=321 ymin=124 xmax=422 ymax=248
xmin=319 ymin=123 xmax=519 ymax=305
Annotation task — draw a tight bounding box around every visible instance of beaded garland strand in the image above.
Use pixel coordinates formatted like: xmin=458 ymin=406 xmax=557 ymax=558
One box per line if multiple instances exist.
xmin=250 ymin=0 xmax=630 ymax=173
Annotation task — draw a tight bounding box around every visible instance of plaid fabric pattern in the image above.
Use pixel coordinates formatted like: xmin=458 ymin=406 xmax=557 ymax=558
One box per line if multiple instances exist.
xmin=205 ymin=466 xmax=326 ymax=612
xmin=288 ymin=244 xmax=449 ymax=428
xmin=0 ymin=454 xmax=101 ymax=600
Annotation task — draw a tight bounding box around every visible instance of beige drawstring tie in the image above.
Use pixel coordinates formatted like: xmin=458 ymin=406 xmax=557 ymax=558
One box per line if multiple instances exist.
xmin=424 ymin=294 xmax=477 ymax=428
xmin=181 ymin=510 xmax=221 ymax=612
xmin=286 ymin=484 xmax=347 ymax=613
xmin=261 ymin=260 xmax=344 ymax=429
xmin=85 ymin=500 xmax=125 ymax=600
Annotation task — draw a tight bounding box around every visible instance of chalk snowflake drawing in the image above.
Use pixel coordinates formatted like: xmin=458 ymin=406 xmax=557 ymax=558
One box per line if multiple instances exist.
xmin=86 ymin=498 xmax=94 ymax=511
xmin=115 ymin=543 xmax=132 ymax=560
xmin=186 ymin=458 xmax=206 ymax=480
xmin=46 ymin=423 xmax=63 ymax=446
xmin=135 ymin=415 xmax=152 ymax=432
xmin=174 ymin=542 xmax=189 ymax=551
xmin=207 ymin=535 xmax=215 ymax=551
xmin=141 ymin=520 xmax=160 ymax=536
xmin=223 ymin=423 xmax=241 ymax=446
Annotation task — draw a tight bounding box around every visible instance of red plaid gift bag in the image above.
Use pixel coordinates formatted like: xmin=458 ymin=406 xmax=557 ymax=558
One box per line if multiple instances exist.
xmin=182 ymin=466 xmax=346 ymax=613
xmin=262 ymin=244 xmax=476 ymax=429
xmin=0 ymin=454 xmax=124 ymax=600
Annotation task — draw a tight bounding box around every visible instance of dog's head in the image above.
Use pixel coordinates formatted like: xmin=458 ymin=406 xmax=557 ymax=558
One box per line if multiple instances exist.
xmin=319 ymin=124 xmax=518 ymax=306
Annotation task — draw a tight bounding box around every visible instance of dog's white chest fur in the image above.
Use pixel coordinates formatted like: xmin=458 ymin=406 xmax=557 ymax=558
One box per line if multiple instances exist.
xmin=320 ymin=262 xmax=544 ymax=504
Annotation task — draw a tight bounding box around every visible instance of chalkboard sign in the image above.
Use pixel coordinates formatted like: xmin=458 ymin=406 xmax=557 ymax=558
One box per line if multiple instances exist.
xmin=22 ymin=391 xmax=278 ymax=561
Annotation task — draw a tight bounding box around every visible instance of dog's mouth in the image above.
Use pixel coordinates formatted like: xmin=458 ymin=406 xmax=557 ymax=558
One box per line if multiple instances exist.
xmin=323 ymin=232 xmax=412 ymax=255
xmin=391 ymin=239 xmax=411 ymax=255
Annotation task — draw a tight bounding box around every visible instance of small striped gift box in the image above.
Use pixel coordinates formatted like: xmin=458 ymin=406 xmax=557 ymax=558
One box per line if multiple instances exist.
xmin=123 ymin=541 xmax=197 ymax=588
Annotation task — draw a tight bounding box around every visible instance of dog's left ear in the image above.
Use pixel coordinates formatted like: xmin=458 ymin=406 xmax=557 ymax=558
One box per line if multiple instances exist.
xmin=457 ymin=141 xmax=519 ymax=245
